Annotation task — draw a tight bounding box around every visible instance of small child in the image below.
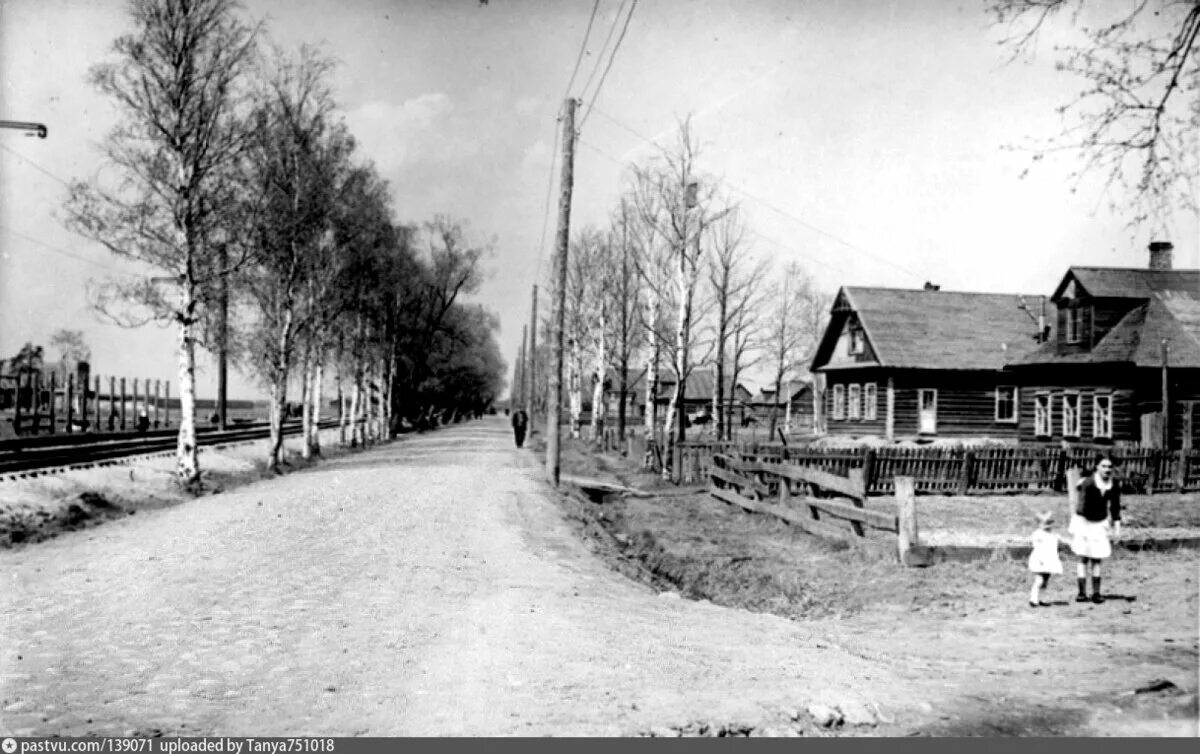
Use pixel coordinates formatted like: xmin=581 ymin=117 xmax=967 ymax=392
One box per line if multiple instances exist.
xmin=1028 ymin=510 xmax=1063 ymax=607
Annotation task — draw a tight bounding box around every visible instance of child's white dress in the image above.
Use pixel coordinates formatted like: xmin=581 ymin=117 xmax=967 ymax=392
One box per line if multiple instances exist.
xmin=1028 ymin=529 xmax=1063 ymax=574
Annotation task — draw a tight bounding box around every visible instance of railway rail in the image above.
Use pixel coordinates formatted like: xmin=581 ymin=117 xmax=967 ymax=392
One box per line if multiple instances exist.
xmin=0 ymin=419 xmax=342 ymax=478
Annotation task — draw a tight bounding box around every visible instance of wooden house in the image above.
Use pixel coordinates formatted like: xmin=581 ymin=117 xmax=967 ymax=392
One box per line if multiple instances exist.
xmin=1006 ymin=244 xmax=1200 ymax=449
xmin=749 ymin=379 xmax=817 ymax=434
xmin=655 ymin=367 xmax=753 ymax=428
xmin=810 ymin=285 xmax=1044 ymax=440
xmin=600 ymin=367 xmax=647 ymax=424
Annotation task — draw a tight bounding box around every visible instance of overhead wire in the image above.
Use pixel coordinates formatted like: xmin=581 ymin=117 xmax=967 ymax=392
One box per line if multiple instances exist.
xmin=561 ymin=0 xmax=601 ymax=106
xmin=0 ymin=142 xmax=74 ymax=189
xmin=0 ymin=224 xmax=141 ymax=277
xmin=577 ymin=0 xmax=638 ymax=134
xmin=587 ymin=105 xmax=928 ymax=283
xmin=576 ymin=0 xmax=628 ymax=113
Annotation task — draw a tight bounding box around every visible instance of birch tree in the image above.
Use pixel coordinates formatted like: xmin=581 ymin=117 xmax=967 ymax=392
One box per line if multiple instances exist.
xmin=704 ymin=207 xmax=769 ymax=442
xmin=628 ymin=119 xmax=721 ymax=445
xmin=64 ymin=0 xmax=258 ymax=486
xmin=608 ymin=199 xmax=644 ymax=442
xmin=240 ymin=45 xmax=352 ymax=471
xmin=765 ymin=262 xmax=825 ymax=439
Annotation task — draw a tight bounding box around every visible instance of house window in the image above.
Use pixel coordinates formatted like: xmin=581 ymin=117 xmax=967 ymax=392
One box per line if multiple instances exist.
xmin=1035 ymin=393 xmax=1051 ymax=437
xmin=995 ymin=386 xmax=1017 ymax=423
xmin=848 ymin=384 xmax=861 ymax=420
xmin=832 ymin=384 xmax=845 ymax=420
xmin=1062 ymin=392 xmax=1081 ymax=437
xmin=1093 ymin=394 xmax=1113 ymax=439
xmin=864 ymin=383 xmax=877 ymax=420
xmin=1065 ymin=305 xmax=1082 ymax=344
xmin=849 ymin=326 xmax=864 ymax=355
xmin=918 ymin=389 xmax=937 ymax=434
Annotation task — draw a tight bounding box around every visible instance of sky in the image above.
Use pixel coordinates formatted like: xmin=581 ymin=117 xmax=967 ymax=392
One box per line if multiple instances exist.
xmin=1 ymin=0 xmax=1197 ymax=401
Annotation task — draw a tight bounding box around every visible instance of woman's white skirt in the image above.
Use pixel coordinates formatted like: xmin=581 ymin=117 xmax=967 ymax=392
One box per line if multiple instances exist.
xmin=1070 ymin=517 xmax=1112 ymax=559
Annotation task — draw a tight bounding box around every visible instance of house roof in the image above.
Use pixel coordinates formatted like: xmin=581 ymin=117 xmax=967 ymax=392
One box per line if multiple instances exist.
xmin=1053 ymin=267 xmax=1199 ymax=301
xmin=1018 ymin=268 xmax=1200 ymax=368
xmin=656 ymin=368 xmax=751 ymax=402
xmin=813 ymin=286 xmax=1045 ymax=371
xmin=752 ymin=379 xmax=811 ymax=405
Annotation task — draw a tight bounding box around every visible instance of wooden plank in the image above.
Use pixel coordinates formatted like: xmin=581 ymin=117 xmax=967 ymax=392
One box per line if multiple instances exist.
xmin=772 ymin=503 xmax=862 ymax=542
xmin=709 ymin=466 xmax=752 ymax=490
xmin=710 ymin=485 xmax=770 ymax=515
xmin=807 ymin=497 xmax=898 ymax=532
xmin=757 ymin=461 xmax=865 ymax=500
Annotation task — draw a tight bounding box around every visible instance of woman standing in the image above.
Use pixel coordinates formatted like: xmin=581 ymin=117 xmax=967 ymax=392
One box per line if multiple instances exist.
xmin=1071 ymin=454 xmax=1122 ymax=604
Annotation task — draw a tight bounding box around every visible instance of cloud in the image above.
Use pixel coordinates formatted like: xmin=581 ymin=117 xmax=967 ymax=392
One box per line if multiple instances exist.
xmin=345 ymin=92 xmax=466 ymax=172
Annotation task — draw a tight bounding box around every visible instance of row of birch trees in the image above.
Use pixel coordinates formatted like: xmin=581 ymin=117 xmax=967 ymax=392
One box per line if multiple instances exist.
xmin=531 ymin=120 xmax=831 ymax=448
xmin=64 ymin=0 xmax=504 ymax=485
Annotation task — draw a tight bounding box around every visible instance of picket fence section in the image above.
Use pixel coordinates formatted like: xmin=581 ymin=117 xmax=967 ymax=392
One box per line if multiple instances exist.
xmin=667 ymin=440 xmax=1200 ymax=495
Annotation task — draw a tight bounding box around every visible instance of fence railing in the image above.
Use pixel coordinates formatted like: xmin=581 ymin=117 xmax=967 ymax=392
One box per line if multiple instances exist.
xmin=707 ymin=451 xmax=929 ymax=565
xmin=669 ymin=440 xmax=1200 ymax=495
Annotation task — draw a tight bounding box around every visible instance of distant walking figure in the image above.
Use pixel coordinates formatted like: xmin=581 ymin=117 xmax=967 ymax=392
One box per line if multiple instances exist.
xmin=1070 ymin=454 xmax=1121 ymax=603
xmin=511 ymin=409 xmax=528 ymax=448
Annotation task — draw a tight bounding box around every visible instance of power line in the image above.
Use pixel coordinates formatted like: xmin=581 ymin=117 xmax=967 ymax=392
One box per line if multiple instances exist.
xmin=534 ymin=110 xmax=563 ymax=284
xmin=577 ymin=136 xmax=861 ymax=277
xmin=578 ymin=0 xmax=638 ymax=133
xmin=577 ymin=0 xmax=627 ymax=109
xmin=561 ymin=0 xmax=601 ymax=104
xmin=0 ymin=142 xmax=74 ymax=189
xmin=587 ymin=105 xmax=927 ymax=283
xmin=0 ymin=224 xmax=141 ymax=277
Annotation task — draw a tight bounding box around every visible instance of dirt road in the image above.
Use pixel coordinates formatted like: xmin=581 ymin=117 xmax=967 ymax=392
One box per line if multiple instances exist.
xmin=1 ymin=418 xmax=949 ymax=737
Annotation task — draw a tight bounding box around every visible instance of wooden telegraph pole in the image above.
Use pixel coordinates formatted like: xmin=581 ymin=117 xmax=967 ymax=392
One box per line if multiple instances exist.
xmin=517 ymin=326 xmax=527 ymax=412
xmin=217 ymin=243 xmax=229 ymax=430
xmin=527 ymin=284 xmax=538 ymax=417
xmin=546 ymin=98 xmax=577 ymax=487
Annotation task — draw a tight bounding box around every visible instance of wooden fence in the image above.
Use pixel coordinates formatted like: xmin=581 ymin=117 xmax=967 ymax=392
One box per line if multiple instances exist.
xmin=708 ymin=451 xmax=927 ymax=565
xmin=673 ymin=440 xmax=1200 ymax=495
xmin=1 ymin=372 xmax=175 ymax=438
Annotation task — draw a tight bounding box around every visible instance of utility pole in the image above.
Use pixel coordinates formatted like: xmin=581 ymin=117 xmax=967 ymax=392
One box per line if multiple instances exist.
xmin=1162 ymin=339 xmax=1170 ymax=450
xmin=217 ymin=243 xmax=228 ymax=431
xmin=546 ymin=98 xmax=577 ymax=487
xmin=527 ymin=284 xmax=538 ymax=417
xmin=517 ymin=325 xmax=527 ymax=412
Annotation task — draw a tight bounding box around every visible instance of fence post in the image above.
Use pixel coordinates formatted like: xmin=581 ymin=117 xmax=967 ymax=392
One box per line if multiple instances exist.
xmin=862 ymin=448 xmax=877 ymax=494
xmin=958 ymin=451 xmax=974 ymax=495
xmin=848 ymin=468 xmax=866 ymax=536
xmin=109 ymin=376 xmax=117 ymax=431
xmin=1065 ymin=467 xmax=1082 ymax=525
xmin=13 ymin=373 xmax=23 ymax=435
xmin=1147 ymin=448 xmax=1161 ymax=493
xmin=154 ymin=379 xmax=162 ymax=428
xmin=94 ymin=375 xmax=102 ymax=432
xmin=48 ymin=371 xmax=57 ymax=434
xmin=165 ymin=381 xmax=171 ymax=427
xmin=1175 ymin=449 xmax=1188 ymax=491
xmin=66 ymin=373 xmax=75 ymax=433
xmin=120 ymin=377 xmax=127 ymax=430
xmin=672 ymin=443 xmax=683 ymax=485
xmin=895 ymin=476 xmax=924 ymax=566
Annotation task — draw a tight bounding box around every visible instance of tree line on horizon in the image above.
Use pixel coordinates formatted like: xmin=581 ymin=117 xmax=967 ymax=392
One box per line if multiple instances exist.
xmin=60 ymin=0 xmax=505 ymax=485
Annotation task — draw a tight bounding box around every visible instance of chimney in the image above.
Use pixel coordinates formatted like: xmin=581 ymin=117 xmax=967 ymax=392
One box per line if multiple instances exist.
xmin=1149 ymin=241 xmax=1173 ymax=271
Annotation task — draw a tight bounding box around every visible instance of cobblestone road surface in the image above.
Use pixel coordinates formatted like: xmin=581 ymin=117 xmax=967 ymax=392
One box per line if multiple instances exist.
xmin=1 ymin=418 xmax=932 ymax=736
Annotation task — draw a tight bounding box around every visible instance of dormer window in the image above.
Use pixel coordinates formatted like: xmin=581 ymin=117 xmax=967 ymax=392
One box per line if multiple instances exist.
xmin=1065 ymin=304 xmax=1082 ymax=344
xmin=849 ymin=324 xmax=864 ymax=355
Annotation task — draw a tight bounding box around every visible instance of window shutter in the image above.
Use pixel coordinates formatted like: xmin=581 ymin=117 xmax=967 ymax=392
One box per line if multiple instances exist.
xmin=1056 ymin=306 xmax=1067 ymax=350
xmin=1082 ymin=304 xmax=1093 ymax=347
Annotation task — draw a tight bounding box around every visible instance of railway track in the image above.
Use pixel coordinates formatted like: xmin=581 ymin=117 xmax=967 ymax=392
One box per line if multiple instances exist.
xmin=0 ymin=419 xmax=342 ymax=478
